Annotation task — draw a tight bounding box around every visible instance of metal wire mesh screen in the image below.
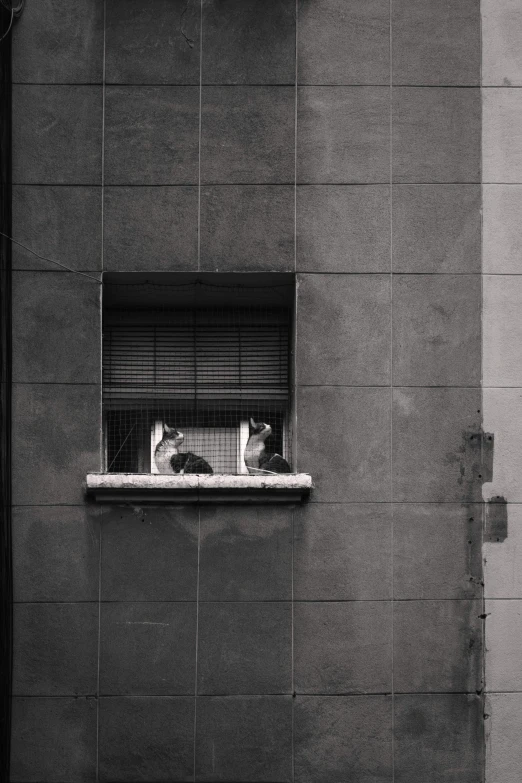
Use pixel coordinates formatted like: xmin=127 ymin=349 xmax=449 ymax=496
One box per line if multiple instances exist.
xmin=102 ymin=277 xmax=294 ymax=475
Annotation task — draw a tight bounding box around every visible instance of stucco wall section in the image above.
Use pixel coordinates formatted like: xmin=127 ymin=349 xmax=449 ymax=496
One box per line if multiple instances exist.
xmin=483 ymin=1 xmax=522 ymax=780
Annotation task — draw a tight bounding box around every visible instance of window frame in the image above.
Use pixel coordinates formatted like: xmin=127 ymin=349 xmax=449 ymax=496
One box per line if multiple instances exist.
xmin=99 ymin=271 xmax=298 ymax=480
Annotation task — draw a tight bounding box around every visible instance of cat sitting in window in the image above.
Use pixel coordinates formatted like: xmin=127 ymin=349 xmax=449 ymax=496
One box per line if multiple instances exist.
xmin=154 ymin=425 xmax=213 ymax=475
xmin=244 ymin=418 xmax=291 ymax=474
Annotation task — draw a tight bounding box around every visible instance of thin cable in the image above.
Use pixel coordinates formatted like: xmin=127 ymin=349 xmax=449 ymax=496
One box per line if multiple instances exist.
xmin=0 ymin=232 xmax=102 ymax=282
xmin=0 ymin=9 xmax=13 ymax=44
xmin=107 ymin=423 xmax=136 ymax=471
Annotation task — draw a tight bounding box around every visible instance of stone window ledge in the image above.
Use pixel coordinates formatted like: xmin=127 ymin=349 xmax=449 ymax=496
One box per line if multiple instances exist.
xmin=85 ymin=473 xmax=312 ymax=504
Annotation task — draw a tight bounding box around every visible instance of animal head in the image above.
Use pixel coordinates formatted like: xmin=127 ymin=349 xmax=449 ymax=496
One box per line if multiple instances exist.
xmin=249 ymin=418 xmax=272 ymax=441
xmin=162 ymin=424 xmax=184 ymax=447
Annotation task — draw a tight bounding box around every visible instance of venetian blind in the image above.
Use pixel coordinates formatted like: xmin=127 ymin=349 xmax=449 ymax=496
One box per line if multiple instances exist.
xmin=102 ymin=308 xmax=291 ymax=409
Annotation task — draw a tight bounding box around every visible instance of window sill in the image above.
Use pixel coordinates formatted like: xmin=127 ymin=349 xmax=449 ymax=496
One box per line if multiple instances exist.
xmin=85 ymin=473 xmax=312 ymax=504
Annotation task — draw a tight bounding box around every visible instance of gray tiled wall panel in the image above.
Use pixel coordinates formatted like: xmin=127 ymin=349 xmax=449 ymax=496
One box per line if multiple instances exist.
xmin=12 ymin=271 xmax=101 ymax=384
xmin=98 ymin=697 xmax=195 ymax=783
xmin=297 ymin=386 xmax=391 ymax=502
xmin=393 ymin=600 xmax=483 ymax=693
xmin=393 ymin=504 xmax=483 ymax=600
xmin=391 ymin=387 xmax=482 ymax=503
xmin=103 ymin=186 xmax=198 ymax=271
xmin=202 ymin=0 xmax=295 ymax=85
xmin=297 ymin=87 xmax=389 ymax=183
xmin=12 ymin=186 xmax=102 ymax=271
xmin=201 ymin=86 xmax=295 ymax=184
xmin=298 ymin=0 xmax=390 ymax=86
xmin=99 ymin=602 xmax=197 ymax=696
xmin=294 ymin=602 xmax=392 ymax=694
xmin=296 ymin=273 xmax=391 ymax=386
xmin=200 ymin=185 xmax=294 ymax=272
xmin=101 ymin=505 xmax=198 ymax=602
xmin=392 ymin=87 xmax=481 ymax=183
xmin=199 ymin=506 xmax=292 ymax=601
xmin=392 ymin=185 xmax=481 ymax=273
xmin=11 ymin=383 xmax=100 ymax=506
xmin=293 ymin=503 xmax=392 ymax=601
xmin=197 ymin=603 xmax=292 ymax=695
xmin=392 ymin=0 xmax=480 ymax=86
xmin=10 ymin=697 xmax=97 ymax=783
xmin=195 ymin=696 xmax=293 ymax=782
xmin=296 ymin=185 xmax=390 ymax=272
xmin=104 ymin=87 xmax=200 ymax=185
xmin=11 ymin=0 xmax=104 ymax=84
xmin=294 ymin=696 xmax=392 ymax=783
xmin=393 ymin=695 xmax=483 ymax=783
xmin=105 ymin=0 xmax=201 ymax=85
xmin=13 ymin=603 xmax=98 ymax=696
xmin=392 ymin=274 xmax=481 ymax=387
xmin=12 ymin=86 xmax=103 ymax=184
xmin=12 ymin=506 xmax=100 ymax=603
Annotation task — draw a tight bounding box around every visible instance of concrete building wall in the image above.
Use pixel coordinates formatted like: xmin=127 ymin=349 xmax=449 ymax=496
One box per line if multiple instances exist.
xmin=482 ymin=2 xmax=522 ymax=781
xmin=9 ymin=2 xmax=484 ymax=781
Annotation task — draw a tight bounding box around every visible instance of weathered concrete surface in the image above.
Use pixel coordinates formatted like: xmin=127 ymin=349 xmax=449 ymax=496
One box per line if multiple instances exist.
xmin=483 ymin=276 xmax=522 ymax=386
xmin=482 ymin=0 xmax=522 ymax=86
xmin=392 ymin=87 xmax=481 ymax=183
xmin=483 ymin=185 xmax=522 ymax=273
xmin=195 ymin=696 xmax=292 ymax=782
xmin=10 ymin=698 xmax=97 ymax=782
xmin=486 ymin=693 xmax=522 ymax=783
xmin=10 ymin=0 xmax=485 ymax=779
xmin=12 ymin=506 xmax=100 ymax=602
xmin=297 ymin=185 xmax=390 ymax=273
xmin=104 ymin=186 xmax=198 ymax=272
xmin=482 ymin=4 xmax=522 ymax=779
xmin=99 ymin=697 xmax=194 ymax=782
xmin=105 ymin=0 xmax=200 ymax=85
xmin=297 ymin=87 xmax=389 ymax=184
xmin=485 ymin=505 xmax=522 ymax=598
xmin=199 ymin=506 xmax=292 ymax=601
xmin=392 ymin=0 xmax=480 ymax=86
xmin=200 ymin=185 xmax=294 ymax=272
xmin=483 ymin=88 xmax=522 ymax=182
xmin=392 ymin=185 xmax=481 ymax=273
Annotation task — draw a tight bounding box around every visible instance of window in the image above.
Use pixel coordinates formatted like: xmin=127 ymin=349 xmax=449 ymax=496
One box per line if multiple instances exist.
xmin=102 ymin=273 xmax=294 ymax=476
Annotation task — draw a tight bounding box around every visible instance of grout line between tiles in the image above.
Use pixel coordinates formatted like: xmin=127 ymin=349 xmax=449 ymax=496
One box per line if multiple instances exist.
xmin=390 ymin=3 xmax=395 ymax=779
xmin=18 ymin=500 xmax=522 ymax=508
xmin=196 ymin=0 xmax=203 ymax=275
xmin=12 ymin=598 xmax=486 ymax=604
xmin=96 ymin=7 xmax=106 ymax=779
xmin=95 ymin=519 xmax=102 ymax=783
xmin=11 ymin=81 xmax=488 ymax=88
xmin=292 ymin=5 xmax=298 ymax=779
xmin=17 ymin=690 xmax=488 ymax=698
xmin=10 ymin=181 xmax=489 ymax=186
xmin=193 ymin=504 xmax=201 ymax=782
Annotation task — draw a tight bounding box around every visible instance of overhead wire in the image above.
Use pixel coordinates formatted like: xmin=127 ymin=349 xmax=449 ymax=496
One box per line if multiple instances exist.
xmin=0 ymin=232 xmax=102 ymax=282
xmin=0 ymin=0 xmax=24 ymax=45
xmin=0 ymin=9 xmax=12 ymax=44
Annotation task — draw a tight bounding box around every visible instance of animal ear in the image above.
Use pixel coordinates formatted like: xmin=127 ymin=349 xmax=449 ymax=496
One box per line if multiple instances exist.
xmin=250 ymin=418 xmax=257 ymax=430
xmin=164 ymin=423 xmax=173 ymax=434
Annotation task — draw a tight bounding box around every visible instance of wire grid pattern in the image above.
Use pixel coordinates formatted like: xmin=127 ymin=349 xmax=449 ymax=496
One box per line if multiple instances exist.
xmin=103 ymin=281 xmax=293 ymax=475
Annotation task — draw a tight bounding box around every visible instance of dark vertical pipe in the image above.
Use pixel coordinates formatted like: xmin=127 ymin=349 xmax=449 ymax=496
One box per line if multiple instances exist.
xmin=0 ymin=5 xmax=12 ymax=780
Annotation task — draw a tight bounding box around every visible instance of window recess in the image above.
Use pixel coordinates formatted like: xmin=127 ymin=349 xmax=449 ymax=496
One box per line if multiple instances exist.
xmin=101 ymin=273 xmax=298 ymax=480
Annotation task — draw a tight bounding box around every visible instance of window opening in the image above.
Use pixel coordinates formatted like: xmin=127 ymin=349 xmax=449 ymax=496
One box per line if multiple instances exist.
xmin=102 ymin=274 xmax=294 ymax=476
